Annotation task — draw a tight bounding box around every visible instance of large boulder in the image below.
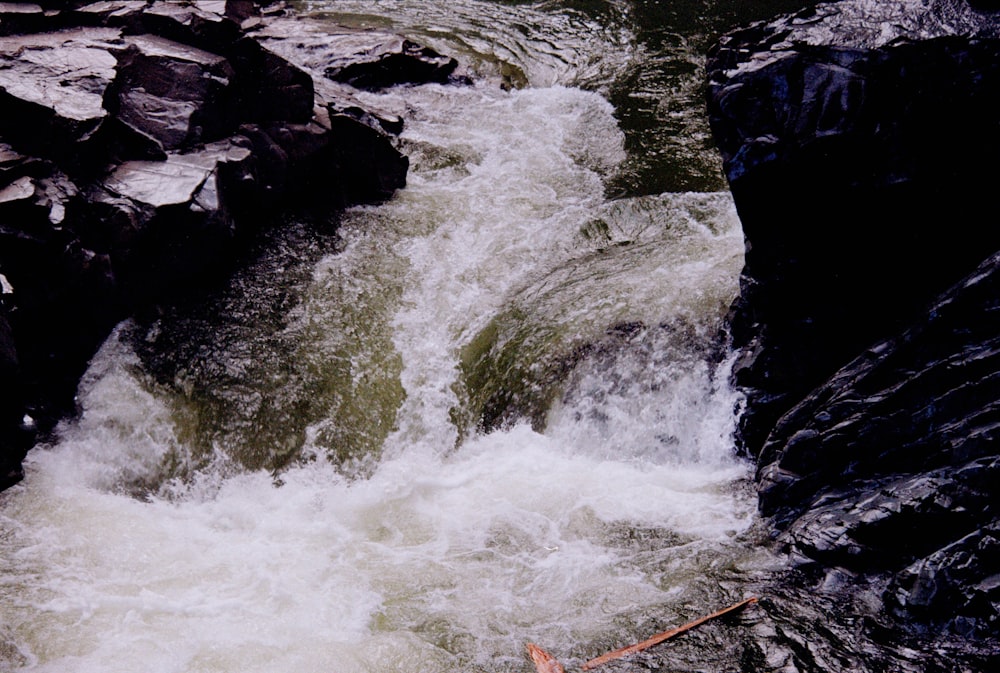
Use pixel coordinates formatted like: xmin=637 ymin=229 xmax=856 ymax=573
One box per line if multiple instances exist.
xmin=106 ymin=34 xmax=241 ymax=153
xmin=706 ymin=0 xmax=1000 ymax=664
xmin=707 ymin=0 xmax=1000 ymax=456
xmin=0 ymin=0 xmax=456 ymax=488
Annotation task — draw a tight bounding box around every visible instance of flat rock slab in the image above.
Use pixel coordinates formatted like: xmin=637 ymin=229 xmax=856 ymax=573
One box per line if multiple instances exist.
xmin=101 ymin=147 xmax=249 ymax=208
xmin=0 ymin=3 xmax=43 ymax=13
xmin=0 ymin=174 xmax=34 ymax=204
xmin=0 ymin=27 xmax=121 ymax=148
xmin=76 ymin=1 xmax=147 ymax=15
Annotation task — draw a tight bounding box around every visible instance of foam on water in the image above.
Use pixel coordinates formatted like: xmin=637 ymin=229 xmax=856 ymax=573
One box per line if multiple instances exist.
xmin=1 ymin=25 xmax=754 ymax=673
xmin=372 ymin=84 xmax=625 ymax=451
xmin=1 ymin=353 xmax=753 ymax=672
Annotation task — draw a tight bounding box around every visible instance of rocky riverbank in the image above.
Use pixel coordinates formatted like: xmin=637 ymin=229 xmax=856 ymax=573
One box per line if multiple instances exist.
xmin=707 ymin=0 xmax=1000 ymax=668
xmin=0 ymin=0 xmax=463 ymax=489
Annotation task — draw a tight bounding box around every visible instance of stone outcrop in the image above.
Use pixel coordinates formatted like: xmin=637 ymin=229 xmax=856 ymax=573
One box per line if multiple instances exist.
xmin=708 ymin=0 xmax=1000 ymax=457
xmin=760 ymin=250 xmax=1000 ymax=638
xmin=707 ymin=0 xmax=1000 ymax=667
xmin=0 ymin=0 xmax=463 ymax=489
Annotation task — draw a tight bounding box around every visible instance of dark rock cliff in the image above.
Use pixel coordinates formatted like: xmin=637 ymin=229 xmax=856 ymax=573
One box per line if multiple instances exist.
xmin=708 ymin=0 xmax=1000 ymax=457
xmin=707 ymin=0 xmax=1000 ymax=668
xmin=0 ymin=0 xmax=462 ymax=489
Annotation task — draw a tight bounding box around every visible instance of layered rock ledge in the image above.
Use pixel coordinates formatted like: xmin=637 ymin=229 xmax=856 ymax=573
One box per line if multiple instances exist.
xmin=0 ymin=0 xmax=462 ymax=489
xmin=707 ymin=0 xmax=1000 ymax=668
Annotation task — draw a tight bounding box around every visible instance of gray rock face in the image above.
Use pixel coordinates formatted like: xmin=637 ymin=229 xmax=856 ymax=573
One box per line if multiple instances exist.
xmin=0 ymin=0 xmax=460 ymax=488
xmin=0 ymin=27 xmax=120 ymax=160
xmin=706 ymin=0 xmax=1000 ymax=667
xmin=109 ymin=34 xmax=238 ymax=151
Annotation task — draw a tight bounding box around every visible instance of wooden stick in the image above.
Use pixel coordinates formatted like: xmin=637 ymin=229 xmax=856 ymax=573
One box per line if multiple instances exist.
xmin=527 ymin=643 xmax=566 ymax=673
xmin=581 ymin=597 xmax=758 ymax=670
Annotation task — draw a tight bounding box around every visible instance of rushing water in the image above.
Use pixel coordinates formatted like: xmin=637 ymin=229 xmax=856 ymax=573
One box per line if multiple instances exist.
xmin=0 ymin=2 xmax=811 ymax=672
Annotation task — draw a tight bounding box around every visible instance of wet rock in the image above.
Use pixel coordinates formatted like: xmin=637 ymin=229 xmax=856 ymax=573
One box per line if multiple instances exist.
xmin=234 ymin=106 xmax=407 ymax=208
xmin=0 ymin=142 xmax=26 ymax=177
xmin=889 ymin=520 xmax=1000 ymax=636
xmin=0 ymin=3 xmax=46 ymax=37
xmin=0 ymin=283 xmax=29 ymax=491
xmin=88 ymin=141 xmax=254 ymax=302
xmin=706 ymin=0 xmax=1000 ymax=665
xmin=774 ymin=459 xmax=998 ymax=570
xmin=321 ymin=112 xmax=408 ymax=204
xmin=0 ymin=27 xmax=121 ymax=163
xmin=706 ymin=0 xmax=1000 ymax=457
xmin=743 ymin=567 xmax=998 ymax=673
xmin=135 ymin=0 xmax=243 ymax=52
xmin=757 ymin=250 xmax=1000 ymax=529
xmin=0 ymin=1 xmax=451 ymax=487
xmin=222 ymin=1 xmax=259 ymax=25
xmin=106 ymin=34 xmax=239 ymax=152
xmin=100 ymin=146 xmax=243 ymax=209
xmin=0 ymin=157 xmax=120 ymax=428
xmin=253 ymin=16 xmax=462 ymax=91
xmin=322 ymin=34 xmax=459 ymax=90
xmin=226 ymin=35 xmax=315 ymax=124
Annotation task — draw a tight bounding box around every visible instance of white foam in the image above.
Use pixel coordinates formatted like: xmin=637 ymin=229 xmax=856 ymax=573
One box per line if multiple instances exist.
xmin=2 ymin=410 xmax=753 ymax=672
xmin=1 ymin=43 xmax=753 ymax=673
xmin=375 ymin=84 xmax=626 ymax=451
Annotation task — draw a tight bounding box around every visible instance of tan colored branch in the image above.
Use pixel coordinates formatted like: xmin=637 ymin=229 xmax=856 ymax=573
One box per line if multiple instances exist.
xmin=580 ymin=597 xmax=758 ymax=670
xmin=527 ymin=643 xmax=566 ymax=673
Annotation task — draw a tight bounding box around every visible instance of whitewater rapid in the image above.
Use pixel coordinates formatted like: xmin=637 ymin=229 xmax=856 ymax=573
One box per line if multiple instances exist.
xmin=1 ymin=5 xmax=757 ymax=672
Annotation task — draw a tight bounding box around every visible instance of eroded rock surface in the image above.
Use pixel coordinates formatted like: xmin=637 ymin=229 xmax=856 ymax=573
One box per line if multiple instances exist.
xmin=0 ymin=0 xmax=461 ymax=488
xmin=708 ymin=0 xmax=1000 ymax=457
xmin=756 ymin=252 xmax=1000 ymax=642
xmin=707 ymin=0 xmax=1000 ymax=669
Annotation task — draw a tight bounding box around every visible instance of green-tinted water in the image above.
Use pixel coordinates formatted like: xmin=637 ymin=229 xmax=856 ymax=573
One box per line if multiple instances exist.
xmin=0 ymin=2 xmax=816 ymax=671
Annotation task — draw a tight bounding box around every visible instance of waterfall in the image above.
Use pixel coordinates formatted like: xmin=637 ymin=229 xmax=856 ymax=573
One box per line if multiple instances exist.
xmin=0 ymin=3 xmax=760 ymax=672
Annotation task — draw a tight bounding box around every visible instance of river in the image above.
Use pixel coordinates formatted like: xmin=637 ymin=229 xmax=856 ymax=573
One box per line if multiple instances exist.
xmin=1 ymin=2 xmax=806 ymax=672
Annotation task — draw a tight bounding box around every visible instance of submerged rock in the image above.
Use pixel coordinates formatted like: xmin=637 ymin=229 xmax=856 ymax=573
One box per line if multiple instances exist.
xmin=0 ymin=0 xmax=457 ymax=487
xmin=706 ymin=0 xmax=1000 ymax=668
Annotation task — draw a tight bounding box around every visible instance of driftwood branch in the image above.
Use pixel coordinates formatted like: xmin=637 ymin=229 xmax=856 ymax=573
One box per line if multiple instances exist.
xmin=580 ymin=596 xmax=758 ymax=670
xmin=527 ymin=643 xmax=566 ymax=673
